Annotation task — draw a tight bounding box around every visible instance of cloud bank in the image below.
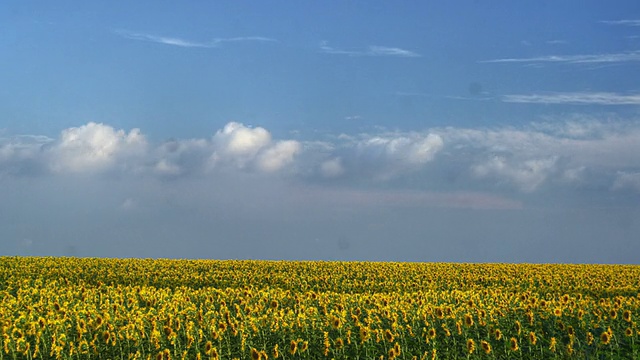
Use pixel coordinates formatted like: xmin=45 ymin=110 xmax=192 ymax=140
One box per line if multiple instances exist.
xmin=2 ymin=118 xmax=640 ymax=197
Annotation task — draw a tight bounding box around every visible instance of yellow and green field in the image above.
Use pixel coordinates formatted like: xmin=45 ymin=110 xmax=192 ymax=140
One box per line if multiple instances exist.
xmin=1 ymin=257 xmax=638 ymax=359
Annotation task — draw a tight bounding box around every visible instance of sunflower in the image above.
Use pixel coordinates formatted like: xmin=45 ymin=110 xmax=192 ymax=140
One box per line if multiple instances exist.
xmin=586 ymin=332 xmax=594 ymax=346
xmin=435 ymin=307 xmax=444 ymax=319
xmin=464 ymin=314 xmax=474 ymax=327
xmin=600 ymin=331 xmax=611 ymax=345
xmin=384 ymin=329 xmax=394 ymax=342
xmin=359 ymin=326 xmax=370 ymax=343
xmin=251 ymin=348 xmax=261 ymax=360
xmin=494 ymin=328 xmax=503 ymax=341
xmin=528 ymin=331 xmax=537 ymax=345
xmin=609 ymin=309 xmax=617 ymax=319
xmin=480 ymin=340 xmax=491 ymax=354
xmin=466 ymin=339 xmax=475 ymax=354
xmin=509 ymin=337 xmax=519 ymax=351
xmin=388 ymin=347 xmax=397 ymax=360
xmin=623 ymin=310 xmax=632 ymax=322
xmin=331 ymin=315 xmax=342 ymax=329
xmin=626 ymin=328 xmax=633 ymax=337
xmin=289 ymin=340 xmax=298 ymax=355
xmin=428 ymin=328 xmax=436 ymax=339
xmin=300 ymin=341 xmax=308 ymax=352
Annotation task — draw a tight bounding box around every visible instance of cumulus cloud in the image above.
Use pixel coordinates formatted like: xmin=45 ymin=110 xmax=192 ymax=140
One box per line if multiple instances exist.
xmin=208 ymin=122 xmax=300 ymax=172
xmin=2 ymin=118 xmax=640 ymax=195
xmin=472 ymin=155 xmax=558 ymax=192
xmin=0 ymin=135 xmax=51 ymax=176
xmin=256 ymin=140 xmax=302 ymax=172
xmin=152 ymin=138 xmax=210 ymax=177
xmin=434 ymin=118 xmax=640 ymax=192
xmin=343 ymin=132 xmax=444 ymax=180
xmin=49 ymin=122 xmax=147 ymax=174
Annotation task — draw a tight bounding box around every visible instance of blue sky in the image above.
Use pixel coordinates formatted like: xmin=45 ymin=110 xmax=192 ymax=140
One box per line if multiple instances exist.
xmin=1 ymin=1 xmax=640 ymax=263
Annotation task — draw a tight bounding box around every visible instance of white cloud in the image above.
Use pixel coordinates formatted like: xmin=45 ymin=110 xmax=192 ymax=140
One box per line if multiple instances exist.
xmin=256 ymin=140 xmax=301 ymax=172
xmin=151 ymin=138 xmax=210 ymax=177
xmin=3 ymin=118 xmax=640 ymax=195
xmin=210 ymin=122 xmax=272 ymax=169
xmin=600 ymin=20 xmax=640 ymax=27
xmin=116 ymin=30 xmax=276 ymax=48
xmin=367 ymin=46 xmax=420 ymax=57
xmin=0 ymin=135 xmax=50 ymax=162
xmin=116 ymin=31 xmax=215 ymax=48
xmin=546 ymin=40 xmax=568 ymax=45
xmin=481 ymin=51 xmax=640 ymax=64
xmin=472 ymin=155 xmax=558 ymax=192
xmin=347 ymin=132 xmax=444 ymax=180
xmin=319 ymin=41 xmax=420 ymax=57
xmin=49 ymin=122 xmax=147 ymax=174
xmin=435 ymin=118 xmax=640 ymax=191
xmin=502 ymin=92 xmax=640 ymax=105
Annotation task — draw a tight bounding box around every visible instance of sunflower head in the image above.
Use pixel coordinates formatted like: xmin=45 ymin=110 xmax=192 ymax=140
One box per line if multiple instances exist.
xmin=509 ymin=337 xmax=519 ymax=351
xmin=481 ymin=340 xmax=491 ymax=354
xmin=250 ymin=348 xmax=261 ymax=360
xmin=466 ymin=339 xmax=475 ymax=354
xmin=289 ymin=340 xmax=297 ymax=355
xmin=384 ymin=329 xmax=394 ymax=343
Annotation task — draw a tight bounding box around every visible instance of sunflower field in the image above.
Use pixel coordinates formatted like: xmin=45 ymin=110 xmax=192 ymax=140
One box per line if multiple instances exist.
xmin=1 ymin=257 xmax=639 ymax=359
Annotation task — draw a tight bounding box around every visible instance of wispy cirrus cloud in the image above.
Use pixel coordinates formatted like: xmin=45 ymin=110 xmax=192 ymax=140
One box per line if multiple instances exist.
xmin=599 ymin=19 xmax=640 ymax=27
xmin=115 ymin=30 xmax=277 ymax=48
xmin=502 ymin=92 xmax=640 ymax=105
xmin=319 ymin=41 xmax=420 ymax=57
xmin=480 ymin=51 xmax=640 ymax=65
